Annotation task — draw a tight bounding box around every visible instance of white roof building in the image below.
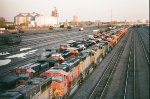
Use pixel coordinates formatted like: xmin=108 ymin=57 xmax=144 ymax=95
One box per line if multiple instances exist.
xmin=35 ymin=16 xmax=58 ymax=27
xmin=14 ymin=7 xmax=59 ymax=27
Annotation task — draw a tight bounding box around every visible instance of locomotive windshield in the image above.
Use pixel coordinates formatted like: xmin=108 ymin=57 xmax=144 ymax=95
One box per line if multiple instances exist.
xmin=18 ymin=73 xmax=30 ymax=80
xmin=52 ymin=76 xmax=63 ymax=82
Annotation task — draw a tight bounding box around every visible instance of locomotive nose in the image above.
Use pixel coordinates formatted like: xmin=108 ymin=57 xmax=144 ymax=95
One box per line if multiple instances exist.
xmin=52 ymin=81 xmax=64 ymax=97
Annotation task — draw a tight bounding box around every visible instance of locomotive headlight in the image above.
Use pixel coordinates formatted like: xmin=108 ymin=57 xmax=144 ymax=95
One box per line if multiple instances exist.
xmin=54 ymin=88 xmax=61 ymax=96
xmin=54 ymin=88 xmax=63 ymax=96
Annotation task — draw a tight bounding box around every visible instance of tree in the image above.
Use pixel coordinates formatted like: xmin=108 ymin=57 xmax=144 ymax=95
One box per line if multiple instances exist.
xmin=49 ymin=26 xmax=54 ymax=30
xmin=60 ymin=24 xmax=64 ymax=28
xmin=107 ymin=23 xmax=112 ymax=27
xmin=7 ymin=25 xmax=15 ymax=29
xmin=0 ymin=17 xmax=6 ymax=28
xmin=20 ymin=22 xmax=28 ymax=26
xmin=67 ymin=26 xmax=72 ymax=29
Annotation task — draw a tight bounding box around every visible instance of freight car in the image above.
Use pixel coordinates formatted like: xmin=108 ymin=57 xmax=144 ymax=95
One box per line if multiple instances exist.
xmin=0 ymin=32 xmax=21 ymax=45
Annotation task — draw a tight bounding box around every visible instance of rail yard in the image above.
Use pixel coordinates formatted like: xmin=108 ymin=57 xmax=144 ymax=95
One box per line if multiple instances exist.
xmin=0 ymin=25 xmax=149 ymax=99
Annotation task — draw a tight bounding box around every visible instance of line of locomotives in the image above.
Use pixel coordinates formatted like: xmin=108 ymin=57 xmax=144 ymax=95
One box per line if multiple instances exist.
xmin=0 ymin=27 xmax=128 ymax=99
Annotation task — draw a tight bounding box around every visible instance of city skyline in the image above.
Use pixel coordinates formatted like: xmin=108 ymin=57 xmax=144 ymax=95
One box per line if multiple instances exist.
xmin=0 ymin=0 xmax=149 ymax=22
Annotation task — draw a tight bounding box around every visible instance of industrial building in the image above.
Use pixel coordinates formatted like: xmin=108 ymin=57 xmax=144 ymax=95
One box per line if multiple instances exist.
xmin=14 ymin=7 xmax=59 ymax=27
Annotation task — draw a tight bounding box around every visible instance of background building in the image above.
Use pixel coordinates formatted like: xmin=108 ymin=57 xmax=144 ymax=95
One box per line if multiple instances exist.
xmin=35 ymin=16 xmax=57 ymax=27
xmin=14 ymin=7 xmax=59 ymax=27
xmin=72 ymin=16 xmax=78 ymax=26
xmin=51 ymin=7 xmax=58 ymax=17
xmin=14 ymin=12 xmax=39 ymax=25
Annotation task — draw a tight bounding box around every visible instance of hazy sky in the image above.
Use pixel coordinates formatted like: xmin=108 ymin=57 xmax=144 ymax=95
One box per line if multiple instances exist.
xmin=0 ymin=0 xmax=149 ymax=22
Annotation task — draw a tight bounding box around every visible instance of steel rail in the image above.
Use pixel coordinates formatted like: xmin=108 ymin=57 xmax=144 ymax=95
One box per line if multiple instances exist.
xmin=0 ymin=32 xmax=91 ymax=59
xmin=136 ymin=29 xmax=150 ymax=64
xmin=137 ymin=29 xmax=149 ymax=52
xmin=123 ymin=37 xmax=133 ymax=99
xmin=0 ymin=33 xmax=89 ymax=77
xmin=139 ymin=28 xmax=149 ymax=39
xmin=88 ymin=32 xmax=128 ymax=99
xmin=0 ymin=31 xmax=83 ymax=52
xmin=133 ymin=31 xmax=136 ymax=99
xmin=0 ymin=54 xmax=38 ymax=77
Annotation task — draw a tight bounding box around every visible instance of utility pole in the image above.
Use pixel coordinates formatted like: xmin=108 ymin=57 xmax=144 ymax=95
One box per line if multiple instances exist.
xmin=110 ymin=9 xmax=113 ymax=26
xmin=56 ymin=12 xmax=59 ymax=28
xmin=55 ymin=7 xmax=59 ymax=28
xmin=111 ymin=9 xmax=112 ymax=23
xmin=98 ymin=20 xmax=100 ymax=28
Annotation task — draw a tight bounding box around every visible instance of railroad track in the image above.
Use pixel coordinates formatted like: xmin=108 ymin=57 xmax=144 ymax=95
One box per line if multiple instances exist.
xmin=0 ymin=29 xmax=70 ymax=49
xmin=0 ymin=54 xmax=38 ymax=77
xmin=70 ymin=28 xmax=130 ymax=99
xmin=134 ymin=28 xmax=149 ymax=99
xmin=88 ymin=32 xmax=128 ymax=99
xmin=0 ymin=31 xmax=92 ymax=59
xmin=21 ymin=29 xmax=74 ymax=41
xmin=123 ymin=28 xmax=149 ymax=99
xmin=136 ymin=28 xmax=149 ymax=64
xmin=123 ymin=32 xmax=135 ymax=99
xmin=137 ymin=28 xmax=149 ymax=52
xmin=0 ymin=29 xmax=93 ymax=59
xmin=0 ymin=31 xmax=82 ymax=52
xmin=0 ymin=26 xmax=98 ymax=52
xmin=0 ymin=32 xmax=91 ymax=77
xmin=0 ymin=28 xmax=79 ymax=50
xmin=0 ymin=32 xmax=56 ymax=51
xmin=140 ymin=29 xmax=149 ymax=39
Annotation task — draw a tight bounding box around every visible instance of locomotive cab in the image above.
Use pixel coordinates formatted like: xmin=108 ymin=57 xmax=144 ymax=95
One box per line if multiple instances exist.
xmin=40 ymin=69 xmax=69 ymax=98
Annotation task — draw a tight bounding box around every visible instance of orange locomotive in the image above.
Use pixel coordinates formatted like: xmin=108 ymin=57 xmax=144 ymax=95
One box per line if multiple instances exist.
xmin=13 ymin=61 xmax=50 ymax=86
xmin=47 ymin=47 xmax=79 ymax=64
xmin=40 ymin=48 xmax=102 ymax=98
xmin=40 ymin=57 xmax=81 ymax=98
